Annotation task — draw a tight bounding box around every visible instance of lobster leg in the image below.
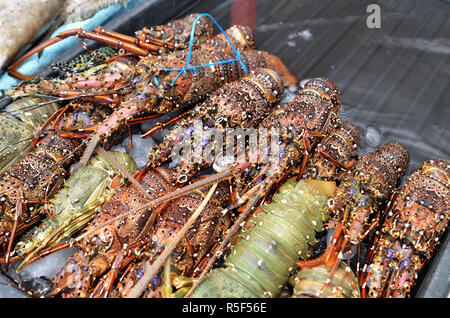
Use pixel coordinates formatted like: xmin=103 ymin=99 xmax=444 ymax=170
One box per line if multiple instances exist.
xmin=80 ymin=100 xmax=147 ymax=166
xmin=56 ymin=89 xmax=119 ymax=105
xmin=126 ymin=113 xmax=163 ymax=126
xmin=317 ymin=149 xmax=355 ymax=170
xmin=8 ymin=28 xmax=150 ymax=80
xmin=18 ymin=241 xmax=72 ymax=269
xmin=234 ymin=145 xmax=301 ymax=208
xmin=299 ymin=131 xmax=327 ymax=177
xmin=141 ymin=112 xmax=191 ymax=138
xmin=90 ymin=246 xmax=139 ymax=298
xmin=359 ymin=241 xmax=378 ymax=290
xmin=31 ymin=104 xmax=71 ymax=146
xmin=183 ymin=194 xmax=261 ymax=298
xmin=0 ymin=214 xmax=43 ymax=262
xmin=4 ymin=200 xmax=24 ymax=269
xmin=126 ymin=182 xmax=219 ymax=298
xmin=161 ymin=257 xmax=195 ymax=298
xmin=298 ymin=223 xmax=348 ymax=270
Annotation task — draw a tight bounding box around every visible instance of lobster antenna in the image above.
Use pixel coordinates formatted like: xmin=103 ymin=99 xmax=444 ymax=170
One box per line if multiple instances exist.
xmin=73 ymin=169 xmax=232 ymax=243
xmin=184 ymin=193 xmax=261 ymax=298
xmin=126 ymin=182 xmax=219 ymax=298
xmin=0 ymin=88 xmax=130 ymax=116
xmin=96 ymin=147 xmax=152 ymax=200
xmin=80 ymin=134 xmax=101 ymax=166
xmin=0 ymin=137 xmax=34 ymax=155
xmin=0 ymin=95 xmax=68 ymax=116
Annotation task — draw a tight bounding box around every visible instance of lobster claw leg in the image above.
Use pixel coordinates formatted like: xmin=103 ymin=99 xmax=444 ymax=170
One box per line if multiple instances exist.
xmin=298 ymin=223 xmax=348 ymax=270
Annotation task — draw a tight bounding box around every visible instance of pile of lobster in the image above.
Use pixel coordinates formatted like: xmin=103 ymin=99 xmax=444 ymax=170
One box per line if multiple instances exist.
xmin=0 ymin=13 xmax=447 ymax=298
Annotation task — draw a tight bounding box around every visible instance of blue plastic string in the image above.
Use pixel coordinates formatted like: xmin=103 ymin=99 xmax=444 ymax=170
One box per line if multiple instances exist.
xmin=159 ymin=13 xmax=248 ymax=89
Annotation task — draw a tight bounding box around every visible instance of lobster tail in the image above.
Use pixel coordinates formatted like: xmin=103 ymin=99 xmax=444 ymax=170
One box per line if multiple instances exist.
xmin=293 ymin=262 xmax=360 ymax=298
xmin=190 ymin=179 xmax=331 ymax=298
xmin=300 ymin=77 xmax=342 ymax=110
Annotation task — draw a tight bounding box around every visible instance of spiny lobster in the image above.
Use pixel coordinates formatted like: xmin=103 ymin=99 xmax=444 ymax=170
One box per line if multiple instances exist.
xmin=9 ymin=23 xmax=256 ymax=99
xmin=227 ymin=77 xmax=342 ymax=210
xmin=13 ymin=150 xmax=138 ymax=272
xmin=365 ymin=159 xmax=449 ymax=298
xmin=47 ymin=166 xmax=230 ymax=298
xmin=146 ymin=67 xmax=284 ymax=183
xmin=6 ymin=14 xmax=297 ymax=167
xmin=7 ymin=13 xmax=216 ymax=80
xmin=297 ymin=142 xmax=410 ymax=290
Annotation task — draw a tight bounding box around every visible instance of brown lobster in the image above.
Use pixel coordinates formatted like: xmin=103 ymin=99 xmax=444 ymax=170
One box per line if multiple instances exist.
xmin=0 ymin=132 xmax=81 ymax=265
xmin=227 ymin=77 xmax=342 ymax=210
xmin=7 ymin=17 xmax=296 ymax=167
xmin=365 ymin=159 xmax=449 ymax=298
xmin=47 ymin=166 xmax=230 ymax=298
xmin=145 ymin=67 xmax=284 ymax=183
xmin=7 ymin=13 xmax=216 ymax=80
xmin=297 ymin=142 xmax=410 ymax=287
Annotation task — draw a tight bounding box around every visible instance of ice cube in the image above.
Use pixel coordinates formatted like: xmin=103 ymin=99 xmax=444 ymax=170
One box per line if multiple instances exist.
xmin=122 ymin=134 xmax=156 ymax=169
xmin=365 ymin=124 xmax=382 ymax=147
xmin=17 ymin=247 xmax=77 ymax=280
